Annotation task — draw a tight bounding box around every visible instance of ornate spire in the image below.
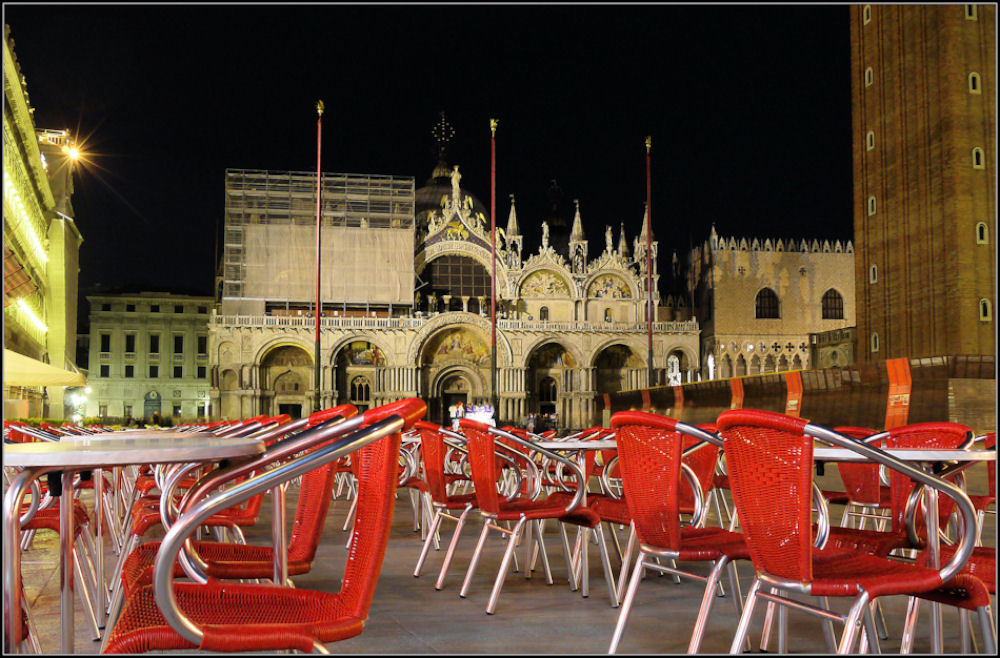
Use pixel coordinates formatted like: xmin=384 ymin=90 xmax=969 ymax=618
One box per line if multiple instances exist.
xmin=505 ymin=194 xmax=520 ymax=237
xmin=570 ymin=199 xmax=585 ymax=242
xmin=639 ymin=203 xmax=651 ymax=241
xmin=618 ymin=223 xmax=629 ymax=258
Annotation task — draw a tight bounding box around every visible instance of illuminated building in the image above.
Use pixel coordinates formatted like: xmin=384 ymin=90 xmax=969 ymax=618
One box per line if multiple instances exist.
xmin=209 ymin=118 xmax=700 ymax=428
xmin=3 ymin=25 xmax=84 ymax=419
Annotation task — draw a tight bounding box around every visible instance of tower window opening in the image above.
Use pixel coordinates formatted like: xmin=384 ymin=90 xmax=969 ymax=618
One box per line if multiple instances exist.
xmin=972 ymin=147 xmax=985 ymax=169
xmin=965 ymin=5 xmax=977 ymax=20
xmin=866 ymin=131 xmax=875 ymax=151
xmin=863 ymin=5 xmax=872 ymax=24
xmin=969 ymin=72 xmax=981 ymax=93
xmin=976 ymin=222 xmax=989 ymax=245
xmin=868 ymin=195 xmax=877 ymax=215
xmin=869 ymin=265 xmax=878 ymax=284
xmin=865 ymin=67 xmax=874 ymax=87
xmin=871 ymin=333 xmax=880 ymax=353
xmin=980 ymin=299 xmax=992 ymax=322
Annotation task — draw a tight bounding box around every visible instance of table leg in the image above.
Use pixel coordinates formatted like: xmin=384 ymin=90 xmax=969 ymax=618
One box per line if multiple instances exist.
xmin=60 ymin=470 xmax=76 ymax=654
xmin=94 ymin=468 xmax=105 ymax=627
xmin=3 ymin=467 xmax=46 ymax=654
xmin=925 ymin=485 xmax=942 ymax=653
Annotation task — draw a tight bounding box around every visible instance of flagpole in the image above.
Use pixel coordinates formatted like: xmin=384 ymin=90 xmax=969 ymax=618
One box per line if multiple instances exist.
xmin=645 ymin=136 xmax=653 ymax=388
xmin=314 ymin=100 xmax=324 ymax=413
xmin=490 ymin=118 xmax=499 ymax=421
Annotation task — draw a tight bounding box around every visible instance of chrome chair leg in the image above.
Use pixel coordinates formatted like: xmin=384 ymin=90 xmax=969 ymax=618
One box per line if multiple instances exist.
xmin=729 ymin=578 xmax=762 ymax=654
xmin=413 ymin=508 xmax=444 ymax=578
xmin=688 ymin=557 xmax=728 ymax=654
xmin=486 ymin=517 xmax=527 ymax=615
xmin=558 ymin=522 xmax=579 ymax=592
xmin=459 ymin=519 xmax=492 ymax=599
xmin=608 ymin=554 xmax=647 ymax=653
xmin=435 ymin=505 xmax=472 ymax=591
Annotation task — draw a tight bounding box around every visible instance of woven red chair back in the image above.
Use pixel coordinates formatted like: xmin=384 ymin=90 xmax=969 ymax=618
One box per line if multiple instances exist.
xmin=679 ymin=438 xmax=720 ymax=512
xmin=886 ymin=422 xmax=971 ymax=541
xmin=462 ymin=423 xmax=503 ymax=515
xmin=338 ymin=428 xmax=402 ymax=621
xmin=415 ymin=424 xmax=450 ymax=503
xmin=612 ymin=412 xmax=683 ymax=551
xmin=286 ymin=460 xmax=338 ymax=564
xmin=833 ymin=427 xmax=883 ymax=505
xmin=717 ymin=409 xmax=814 ymax=583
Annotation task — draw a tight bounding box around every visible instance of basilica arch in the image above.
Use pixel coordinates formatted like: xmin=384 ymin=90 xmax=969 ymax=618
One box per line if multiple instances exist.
xmin=591 ymin=341 xmax=647 ymax=394
xmin=331 ymin=338 xmax=388 ymax=412
xmin=525 ymin=341 xmax=578 ymax=423
xmin=419 ymin=325 xmax=492 ymax=424
xmin=259 ymin=343 xmax=313 ymax=418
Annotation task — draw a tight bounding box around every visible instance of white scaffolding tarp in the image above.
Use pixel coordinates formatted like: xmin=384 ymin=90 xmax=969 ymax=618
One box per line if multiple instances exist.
xmin=244 ymin=225 xmax=414 ymax=305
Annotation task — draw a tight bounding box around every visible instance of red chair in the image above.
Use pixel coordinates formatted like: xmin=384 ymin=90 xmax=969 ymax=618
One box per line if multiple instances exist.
xmin=411 ymin=420 xmax=480 ymax=589
xmin=107 ymin=405 xmax=360 ymax=620
xmin=832 ymin=426 xmax=892 ymax=530
xmin=457 ymin=419 xmax=618 ymax=613
xmin=101 ymin=398 xmax=426 ymax=653
xmin=607 ymin=411 xmax=750 ymax=654
xmin=716 ymin=409 xmax=980 ymax=654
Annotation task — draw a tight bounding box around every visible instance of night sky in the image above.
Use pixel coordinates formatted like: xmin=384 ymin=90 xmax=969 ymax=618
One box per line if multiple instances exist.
xmin=4 ymin=3 xmax=853 ymax=303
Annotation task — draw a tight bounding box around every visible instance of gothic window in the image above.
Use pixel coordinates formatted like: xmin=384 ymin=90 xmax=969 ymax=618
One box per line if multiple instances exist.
xmin=969 ymin=72 xmax=981 ymax=94
xmin=973 ymin=147 xmax=985 ymax=169
xmin=667 ymin=354 xmax=681 ymax=386
xmin=350 ymin=376 xmax=371 ymax=403
xmin=863 ymin=4 xmax=872 ymax=24
xmin=735 ymin=355 xmax=747 ymax=378
xmin=976 ymin=222 xmax=989 ymax=244
xmin=720 ymin=355 xmax=732 ymax=379
xmin=539 ymin=306 xmax=549 ymax=322
xmin=604 ymin=308 xmax=613 ymax=323
xmin=764 ymin=355 xmax=776 ymax=373
xmin=822 ymin=289 xmax=845 ymax=319
xmin=755 ymin=288 xmax=780 ymax=319
xmin=749 ymin=355 xmax=761 ymax=376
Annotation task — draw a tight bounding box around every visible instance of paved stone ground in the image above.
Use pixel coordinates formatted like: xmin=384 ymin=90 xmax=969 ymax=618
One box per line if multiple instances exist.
xmin=13 ymin=463 xmax=996 ymax=654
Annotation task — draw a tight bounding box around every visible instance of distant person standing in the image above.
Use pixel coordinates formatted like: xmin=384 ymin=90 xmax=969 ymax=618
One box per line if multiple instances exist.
xmin=151 ymin=411 xmax=162 ymax=427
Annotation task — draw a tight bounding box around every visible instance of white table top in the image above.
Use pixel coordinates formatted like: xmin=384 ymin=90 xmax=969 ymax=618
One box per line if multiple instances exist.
xmin=3 ymin=434 xmax=264 ymax=468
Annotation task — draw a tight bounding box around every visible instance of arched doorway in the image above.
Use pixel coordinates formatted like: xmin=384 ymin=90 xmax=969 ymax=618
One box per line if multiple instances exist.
xmin=593 ymin=344 xmax=643 ymax=395
xmin=261 ymin=345 xmax=312 ymax=417
xmin=333 ymin=340 xmax=386 ymax=413
xmin=420 ymin=326 xmax=490 ymax=425
xmin=143 ymin=390 xmax=162 ymax=422
xmin=526 ymin=342 xmax=575 ymax=429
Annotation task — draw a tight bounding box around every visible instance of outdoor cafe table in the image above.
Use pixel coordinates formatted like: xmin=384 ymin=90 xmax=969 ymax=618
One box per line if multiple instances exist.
xmin=3 ymin=433 xmax=265 ymax=654
xmin=534 ymin=438 xmax=994 ymax=653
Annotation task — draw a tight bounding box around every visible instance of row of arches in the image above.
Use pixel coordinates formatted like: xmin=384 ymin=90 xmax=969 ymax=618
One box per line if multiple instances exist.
xmin=713 ymin=352 xmax=805 ymax=379
xmin=215 ymin=330 xmax=696 ymax=426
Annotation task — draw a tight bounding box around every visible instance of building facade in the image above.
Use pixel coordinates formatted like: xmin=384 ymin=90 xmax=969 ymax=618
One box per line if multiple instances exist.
xmin=85 ymin=292 xmax=214 ymax=423
xmin=210 ymin=137 xmax=700 ymax=429
xmin=3 ymin=24 xmax=83 ymax=419
xmin=689 ymin=226 xmax=856 ymax=380
xmin=851 ymin=4 xmax=996 ymax=361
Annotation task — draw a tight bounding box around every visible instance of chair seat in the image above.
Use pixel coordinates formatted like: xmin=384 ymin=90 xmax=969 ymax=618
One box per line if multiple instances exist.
xmin=673 ymin=526 xmax=750 ymax=562
xmin=438 ymin=492 xmax=478 ymax=510
xmin=103 ymin=582 xmax=364 ymax=653
xmin=821 ymin=490 xmax=851 ymax=505
xmin=400 ymin=477 xmax=427 ymax=493
xmin=807 ymin=548 xmax=943 ymax=598
xmin=129 ymin=499 xmax=257 ymax=536
xmin=911 ymin=573 xmax=993 ymax=611
xmin=120 ymin=540 xmax=314 ymax=595
xmin=589 ymin=494 xmax=631 ymax=525
xmin=824 ymin=525 xmax=909 ymax=557
xmin=494 ymin=493 xmax=600 ymax=526
xmin=21 ymin=499 xmax=91 ymax=533
xmin=968 ymin=493 xmax=995 ymax=513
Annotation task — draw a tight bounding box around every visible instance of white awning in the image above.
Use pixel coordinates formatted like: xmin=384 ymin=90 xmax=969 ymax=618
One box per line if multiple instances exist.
xmin=3 ymin=349 xmax=86 ymax=387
